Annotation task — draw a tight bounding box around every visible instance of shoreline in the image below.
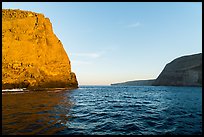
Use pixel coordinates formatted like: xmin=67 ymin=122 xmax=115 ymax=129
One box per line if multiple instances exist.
xmin=2 ymin=87 xmax=78 ymax=95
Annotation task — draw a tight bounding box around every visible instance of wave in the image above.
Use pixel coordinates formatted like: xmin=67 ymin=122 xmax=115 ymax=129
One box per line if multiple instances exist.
xmin=2 ymin=88 xmax=26 ymax=92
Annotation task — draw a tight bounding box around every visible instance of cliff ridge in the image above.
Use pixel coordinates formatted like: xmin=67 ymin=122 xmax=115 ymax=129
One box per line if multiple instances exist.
xmin=111 ymin=53 xmax=202 ymax=87
xmin=153 ymin=53 xmax=202 ymax=86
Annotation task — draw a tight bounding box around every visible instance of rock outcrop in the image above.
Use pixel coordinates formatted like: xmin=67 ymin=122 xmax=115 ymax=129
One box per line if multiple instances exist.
xmin=153 ymin=53 xmax=202 ymax=86
xmin=111 ymin=79 xmax=155 ymax=86
xmin=2 ymin=9 xmax=78 ymax=89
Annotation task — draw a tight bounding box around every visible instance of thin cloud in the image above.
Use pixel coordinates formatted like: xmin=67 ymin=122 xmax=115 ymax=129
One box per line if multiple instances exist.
xmin=70 ymin=51 xmax=105 ymax=58
xmin=70 ymin=52 xmax=103 ymax=58
xmin=126 ymin=22 xmax=141 ymax=28
xmin=71 ymin=60 xmax=92 ymax=66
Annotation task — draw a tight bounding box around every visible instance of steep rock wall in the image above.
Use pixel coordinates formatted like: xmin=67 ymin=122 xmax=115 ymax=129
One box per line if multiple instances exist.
xmin=2 ymin=9 xmax=78 ymax=89
xmin=153 ymin=53 xmax=202 ymax=86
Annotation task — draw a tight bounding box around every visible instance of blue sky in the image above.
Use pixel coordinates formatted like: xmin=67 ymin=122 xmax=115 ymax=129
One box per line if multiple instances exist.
xmin=3 ymin=2 xmax=202 ymax=85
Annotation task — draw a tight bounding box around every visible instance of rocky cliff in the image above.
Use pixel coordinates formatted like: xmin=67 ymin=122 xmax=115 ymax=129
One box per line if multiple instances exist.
xmin=153 ymin=53 xmax=202 ymax=86
xmin=111 ymin=53 xmax=202 ymax=87
xmin=2 ymin=9 xmax=78 ymax=89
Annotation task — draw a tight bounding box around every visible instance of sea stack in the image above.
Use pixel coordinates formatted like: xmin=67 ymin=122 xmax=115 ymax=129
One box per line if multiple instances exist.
xmin=2 ymin=9 xmax=78 ymax=89
xmin=153 ymin=53 xmax=202 ymax=86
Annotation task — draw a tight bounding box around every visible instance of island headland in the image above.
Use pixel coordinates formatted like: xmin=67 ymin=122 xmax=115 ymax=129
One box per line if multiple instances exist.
xmin=153 ymin=53 xmax=202 ymax=86
xmin=2 ymin=9 xmax=78 ymax=90
xmin=111 ymin=79 xmax=155 ymax=86
xmin=111 ymin=53 xmax=202 ymax=87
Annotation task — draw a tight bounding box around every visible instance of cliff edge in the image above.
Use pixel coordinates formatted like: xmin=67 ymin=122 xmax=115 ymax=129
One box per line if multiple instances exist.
xmin=2 ymin=9 xmax=78 ymax=89
xmin=153 ymin=53 xmax=202 ymax=86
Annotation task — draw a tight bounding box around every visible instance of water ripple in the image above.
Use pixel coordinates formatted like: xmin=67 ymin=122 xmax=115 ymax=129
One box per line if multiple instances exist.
xmin=2 ymin=86 xmax=202 ymax=135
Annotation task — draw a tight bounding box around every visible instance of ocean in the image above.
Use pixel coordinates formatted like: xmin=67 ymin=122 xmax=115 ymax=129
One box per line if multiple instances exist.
xmin=2 ymin=86 xmax=202 ymax=135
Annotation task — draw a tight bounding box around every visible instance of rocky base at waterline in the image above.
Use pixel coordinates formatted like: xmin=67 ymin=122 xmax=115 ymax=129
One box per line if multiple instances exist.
xmin=2 ymin=87 xmax=75 ymax=95
xmin=2 ymin=9 xmax=78 ymax=89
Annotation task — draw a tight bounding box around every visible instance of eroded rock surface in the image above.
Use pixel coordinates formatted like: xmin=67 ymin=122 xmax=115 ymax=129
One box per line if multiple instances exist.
xmin=2 ymin=9 xmax=78 ymax=89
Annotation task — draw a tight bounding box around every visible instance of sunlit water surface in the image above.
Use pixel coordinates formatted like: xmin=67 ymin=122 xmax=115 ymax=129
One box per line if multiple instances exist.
xmin=2 ymin=86 xmax=202 ymax=135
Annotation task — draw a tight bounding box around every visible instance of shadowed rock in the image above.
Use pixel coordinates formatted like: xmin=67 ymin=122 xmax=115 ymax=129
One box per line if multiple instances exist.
xmin=111 ymin=53 xmax=202 ymax=87
xmin=153 ymin=53 xmax=202 ymax=86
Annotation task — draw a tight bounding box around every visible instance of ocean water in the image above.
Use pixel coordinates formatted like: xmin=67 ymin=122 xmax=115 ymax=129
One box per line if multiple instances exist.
xmin=2 ymin=86 xmax=202 ymax=135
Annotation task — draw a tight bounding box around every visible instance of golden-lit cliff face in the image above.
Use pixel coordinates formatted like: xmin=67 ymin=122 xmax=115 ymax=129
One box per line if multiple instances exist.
xmin=2 ymin=9 xmax=78 ymax=89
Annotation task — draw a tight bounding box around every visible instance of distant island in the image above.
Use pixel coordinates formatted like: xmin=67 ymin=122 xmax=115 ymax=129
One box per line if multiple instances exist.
xmin=111 ymin=53 xmax=202 ymax=87
xmin=111 ymin=79 xmax=155 ymax=86
xmin=2 ymin=9 xmax=78 ymax=90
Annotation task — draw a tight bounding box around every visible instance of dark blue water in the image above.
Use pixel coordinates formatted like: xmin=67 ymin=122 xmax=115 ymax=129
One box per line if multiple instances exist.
xmin=2 ymin=86 xmax=202 ymax=135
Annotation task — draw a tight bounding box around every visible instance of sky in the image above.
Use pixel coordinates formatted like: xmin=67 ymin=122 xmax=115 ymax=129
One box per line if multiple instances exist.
xmin=2 ymin=2 xmax=202 ymax=85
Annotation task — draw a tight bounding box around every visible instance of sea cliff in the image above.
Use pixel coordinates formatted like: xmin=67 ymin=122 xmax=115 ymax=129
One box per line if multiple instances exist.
xmin=2 ymin=9 xmax=78 ymax=89
xmin=111 ymin=53 xmax=202 ymax=87
xmin=153 ymin=53 xmax=202 ymax=86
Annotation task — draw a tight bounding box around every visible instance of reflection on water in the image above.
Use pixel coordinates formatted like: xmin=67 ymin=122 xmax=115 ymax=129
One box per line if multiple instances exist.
xmin=2 ymin=90 xmax=73 ymax=135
